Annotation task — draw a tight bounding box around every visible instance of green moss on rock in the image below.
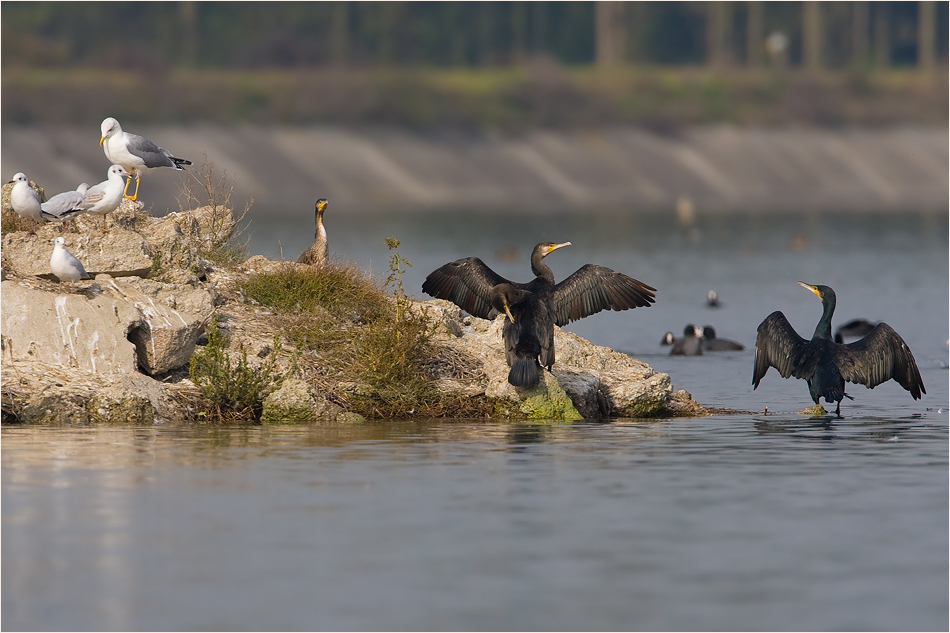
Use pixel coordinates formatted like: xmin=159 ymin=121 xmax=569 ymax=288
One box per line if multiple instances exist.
xmin=493 ymin=373 xmax=583 ymax=421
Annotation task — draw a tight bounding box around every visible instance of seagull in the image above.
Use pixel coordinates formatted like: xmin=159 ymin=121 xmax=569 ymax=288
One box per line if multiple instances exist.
xmin=40 ymin=183 xmax=89 ymax=223
xmin=77 ymin=165 xmax=129 ymax=228
xmin=100 ymin=117 xmax=192 ymax=201
xmin=9 ymin=172 xmax=43 ymax=223
xmin=50 ymin=236 xmax=91 ymax=282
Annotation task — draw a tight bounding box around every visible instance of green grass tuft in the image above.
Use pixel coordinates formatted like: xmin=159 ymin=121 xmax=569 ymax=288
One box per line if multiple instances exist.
xmin=243 ymin=262 xmax=386 ymax=319
xmin=189 ymin=320 xmax=284 ymax=422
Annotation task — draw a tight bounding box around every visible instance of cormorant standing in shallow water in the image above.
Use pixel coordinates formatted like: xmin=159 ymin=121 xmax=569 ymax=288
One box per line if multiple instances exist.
xmin=670 ymin=325 xmax=703 ymax=356
xmin=753 ymin=282 xmax=925 ymax=416
xmin=297 ymin=199 xmax=329 ymax=265
xmin=422 ymin=242 xmax=656 ymax=387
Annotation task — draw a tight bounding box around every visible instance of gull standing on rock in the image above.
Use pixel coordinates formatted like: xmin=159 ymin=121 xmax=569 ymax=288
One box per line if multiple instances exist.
xmin=100 ymin=117 xmax=192 ymax=201
xmin=40 ymin=183 xmax=89 ymax=223
xmin=50 ymin=236 xmax=91 ymax=282
xmin=9 ymin=173 xmax=43 ymax=223
xmin=297 ymin=198 xmax=329 ymax=265
xmin=79 ymin=165 xmax=130 ymax=227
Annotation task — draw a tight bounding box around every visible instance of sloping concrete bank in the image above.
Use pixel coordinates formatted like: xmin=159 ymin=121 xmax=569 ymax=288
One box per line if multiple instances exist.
xmin=1 ymin=203 xmax=705 ymax=424
xmin=2 ymin=125 xmax=946 ymax=217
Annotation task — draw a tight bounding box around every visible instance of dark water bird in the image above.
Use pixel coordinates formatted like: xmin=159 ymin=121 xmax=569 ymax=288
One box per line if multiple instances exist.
xmin=660 ymin=331 xmax=676 ymax=346
xmin=297 ymin=198 xmax=329 ymax=265
xmin=753 ymin=282 xmax=925 ymax=415
xmin=834 ymin=318 xmax=878 ymax=343
xmin=700 ymin=325 xmax=744 ymax=351
xmin=422 ymin=241 xmax=656 ymax=387
xmin=490 ymin=283 xmax=554 ymax=387
xmin=670 ymin=324 xmax=703 ymax=356
xmin=706 ymin=290 xmax=720 ymax=308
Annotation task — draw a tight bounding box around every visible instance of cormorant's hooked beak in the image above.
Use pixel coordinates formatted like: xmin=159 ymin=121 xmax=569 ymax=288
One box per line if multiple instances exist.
xmin=544 ymin=241 xmax=571 ymax=256
xmin=797 ymin=281 xmax=820 ymax=297
xmin=316 ymin=199 xmax=328 ymax=212
xmin=503 ymin=303 xmax=516 ymax=323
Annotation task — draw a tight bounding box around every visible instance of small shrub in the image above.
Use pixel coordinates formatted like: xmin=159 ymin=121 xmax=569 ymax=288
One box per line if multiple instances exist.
xmin=189 ymin=320 xmax=283 ymax=421
xmin=240 ymin=239 xmax=491 ymax=418
xmin=178 ymin=156 xmax=252 ymax=265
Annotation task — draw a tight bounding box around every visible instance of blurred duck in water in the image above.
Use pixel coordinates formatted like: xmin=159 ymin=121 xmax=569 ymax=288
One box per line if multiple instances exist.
xmin=699 ymin=325 xmax=744 ymax=351
xmin=833 ymin=318 xmax=878 ymax=343
xmin=670 ymin=324 xmax=703 ymax=356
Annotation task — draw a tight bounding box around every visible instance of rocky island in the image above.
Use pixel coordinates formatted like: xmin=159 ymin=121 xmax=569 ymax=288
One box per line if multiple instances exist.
xmin=1 ymin=178 xmax=706 ymax=424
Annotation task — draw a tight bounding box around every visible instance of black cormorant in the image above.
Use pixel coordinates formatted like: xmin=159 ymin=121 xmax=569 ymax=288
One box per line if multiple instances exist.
xmin=753 ymin=282 xmax=925 ymax=415
xmin=489 ymin=283 xmax=555 ymax=387
xmin=422 ymin=241 xmax=656 ymax=387
xmin=660 ymin=331 xmax=676 ymax=346
xmin=297 ymin=199 xmax=329 ymax=265
xmin=670 ymin=324 xmax=703 ymax=356
xmin=700 ymin=325 xmax=745 ymax=351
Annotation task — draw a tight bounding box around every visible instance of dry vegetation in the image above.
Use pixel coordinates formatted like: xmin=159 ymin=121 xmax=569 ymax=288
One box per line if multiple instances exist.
xmin=236 ymin=249 xmax=492 ymax=420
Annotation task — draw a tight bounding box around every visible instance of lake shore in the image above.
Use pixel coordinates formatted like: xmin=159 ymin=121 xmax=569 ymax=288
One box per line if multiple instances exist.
xmin=2 ymin=124 xmax=947 ymax=219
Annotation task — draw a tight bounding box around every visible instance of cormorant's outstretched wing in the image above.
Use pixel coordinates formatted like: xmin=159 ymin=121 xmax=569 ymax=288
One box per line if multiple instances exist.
xmin=421 ymin=257 xmax=511 ymax=320
xmin=753 ymin=311 xmax=810 ymax=388
xmin=834 ymin=323 xmax=925 ymax=398
xmin=549 ymin=265 xmax=656 ymax=326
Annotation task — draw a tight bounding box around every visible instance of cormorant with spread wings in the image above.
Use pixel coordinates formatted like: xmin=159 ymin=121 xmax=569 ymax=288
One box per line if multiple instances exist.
xmin=753 ymin=282 xmax=924 ymax=415
xmin=422 ymin=241 xmax=656 ymax=387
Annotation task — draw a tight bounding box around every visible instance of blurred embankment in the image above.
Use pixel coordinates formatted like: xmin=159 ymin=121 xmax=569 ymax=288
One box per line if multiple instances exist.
xmin=4 ymin=67 xmax=947 ymax=129
xmin=2 ymin=124 xmax=946 ymax=217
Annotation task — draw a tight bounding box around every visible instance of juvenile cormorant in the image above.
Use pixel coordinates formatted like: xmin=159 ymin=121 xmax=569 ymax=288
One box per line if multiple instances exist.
xmin=670 ymin=324 xmax=703 ymax=356
xmin=422 ymin=241 xmax=656 ymax=387
xmin=700 ymin=325 xmax=745 ymax=351
xmin=297 ymin=199 xmax=329 ymax=265
xmin=753 ymin=282 xmax=925 ymax=415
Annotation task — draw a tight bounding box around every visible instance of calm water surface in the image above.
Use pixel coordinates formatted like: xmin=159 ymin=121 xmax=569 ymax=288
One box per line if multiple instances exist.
xmin=3 ymin=211 xmax=948 ymax=630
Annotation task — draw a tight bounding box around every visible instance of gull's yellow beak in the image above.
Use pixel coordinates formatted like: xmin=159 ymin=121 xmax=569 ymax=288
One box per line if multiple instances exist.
xmin=100 ymin=136 xmax=106 ymax=146
xmin=797 ymin=281 xmax=820 ymax=297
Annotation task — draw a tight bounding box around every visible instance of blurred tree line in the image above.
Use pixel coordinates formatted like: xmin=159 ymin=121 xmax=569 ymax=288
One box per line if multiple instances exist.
xmin=2 ymin=1 xmax=946 ymax=71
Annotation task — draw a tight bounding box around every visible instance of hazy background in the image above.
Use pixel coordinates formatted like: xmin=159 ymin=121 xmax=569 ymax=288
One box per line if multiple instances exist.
xmin=2 ymin=1 xmax=947 ymax=246
xmin=3 ymin=5 xmax=948 ymax=632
